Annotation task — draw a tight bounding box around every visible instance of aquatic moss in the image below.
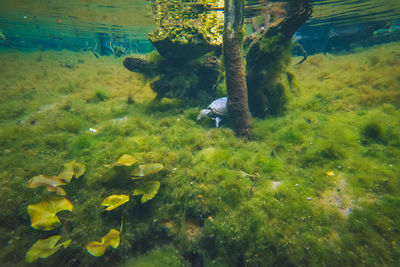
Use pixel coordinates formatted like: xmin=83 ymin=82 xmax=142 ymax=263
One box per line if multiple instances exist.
xmin=121 ymin=245 xmax=189 ymax=267
xmin=94 ymin=89 xmax=109 ymax=102
xmin=0 ymin=44 xmax=399 ymax=265
xmin=362 ymin=122 xmax=385 ymax=143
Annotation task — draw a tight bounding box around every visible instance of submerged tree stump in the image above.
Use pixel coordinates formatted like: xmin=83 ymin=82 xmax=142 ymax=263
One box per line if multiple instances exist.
xmin=123 ymin=54 xmax=221 ymax=101
xmin=123 ymin=0 xmax=312 ymax=117
xmin=123 ymin=0 xmax=224 ymax=102
xmin=147 ymin=0 xmax=224 ymax=60
xmin=246 ymin=0 xmax=313 ymax=117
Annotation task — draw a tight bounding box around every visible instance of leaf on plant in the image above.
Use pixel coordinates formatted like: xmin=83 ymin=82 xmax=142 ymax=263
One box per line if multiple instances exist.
xmin=133 ymin=181 xmax=160 ymax=203
xmin=25 ymin=235 xmax=71 ymax=263
xmin=86 ymin=228 xmax=120 ymax=257
xmin=105 ymin=154 xmax=137 ymax=167
xmin=27 ymin=174 xmax=67 ymax=196
xmin=59 ymin=160 xmax=86 ymax=183
xmin=131 ymin=163 xmax=164 ymax=178
xmin=27 ymin=197 xmax=73 ymax=231
xmin=102 ymin=194 xmax=129 ymax=211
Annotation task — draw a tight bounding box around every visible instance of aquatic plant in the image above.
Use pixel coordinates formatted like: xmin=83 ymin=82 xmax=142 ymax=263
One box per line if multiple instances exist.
xmin=362 ymin=121 xmax=385 ymax=143
xmin=94 ymin=89 xmax=109 ymax=102
xmin=105 ymin=154 xmax=164 ymax=203
xmin=27 ymin=174 xmax=67 ymax=196
xmin=27 ymin=197 xmax=73 ymax=231
xmin=86 ymin=228 xmax=120 ymax=257
xmin=121 ymin=245 xmax=189 ymax=266
xmin=105 ymin=154 xmax=137 ymax=167
xmin=131 ymin=163 xmax=164 ymax=178
xmin=102 ymin=194 xmax=130 ymax=211
xmin=25 ymin=160 xmax=85 ymax=196
xmin=1 ymin=43 xmax=399 ymax=265
xmin=133 ymin=181 xmax=161 ymax=203
xmin=58 ymin=160 xmax=86 ymax=183
xmin=25 ymin=235 xmax=71 ymax=263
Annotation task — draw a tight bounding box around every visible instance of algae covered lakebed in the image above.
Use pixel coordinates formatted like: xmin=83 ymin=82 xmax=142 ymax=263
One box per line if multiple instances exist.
xmin=0 ymin=42 xmax=400 ymax=266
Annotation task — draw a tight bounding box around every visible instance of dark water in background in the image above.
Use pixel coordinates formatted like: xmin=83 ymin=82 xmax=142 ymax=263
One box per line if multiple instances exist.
xmin=0 ymin=0 xmax=400 ymax=54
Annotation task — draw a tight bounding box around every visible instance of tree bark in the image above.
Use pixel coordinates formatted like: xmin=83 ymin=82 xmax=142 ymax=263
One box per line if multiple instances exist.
xmin=224 ymin=0 xmax=251 ymax=139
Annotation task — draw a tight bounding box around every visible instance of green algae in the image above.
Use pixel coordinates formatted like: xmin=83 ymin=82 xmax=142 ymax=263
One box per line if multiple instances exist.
xmin=0 ymin=43 xmax=399 ymax=265
xmin=121 ymin=245 xmax=189 ymax=267
xmin=94 ymin=89 xmax=109 ymax=102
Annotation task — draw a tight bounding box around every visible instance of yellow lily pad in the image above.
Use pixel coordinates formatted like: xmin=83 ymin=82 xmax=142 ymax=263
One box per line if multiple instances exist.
xmin=86 ymin=228 xmax=120 ymax=257
xmin=102 ymin=194 xmax=130 ymax=211
xmin=58 ymin=160 xmax=86 ymax=183
xmin=27 ymin=174 xmax=67 ymax=196
xmin=133 ymin=181 xmax=160 ymax=203
xmin=131 ymin=163 xmax=164 ymax=178
xmin=105 ymin=154 xmax=138 ymax=167
xmin=27 ymin=197 xmax=74 ymax=231
xmin=26 ymin=235 xmax=71 ymax=263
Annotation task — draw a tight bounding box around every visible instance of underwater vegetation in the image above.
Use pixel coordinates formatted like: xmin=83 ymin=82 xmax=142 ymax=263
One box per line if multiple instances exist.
xmin=27 ymin=174 xmax=68 ymax=196
xmin=25 ymin=235 xmax=71 ymax=263
xmin=86 ymin=228 xmax=121 ymax=257
xmin=23 ymin=155 xmax=164 ymax=263
xmin=102 ymin=195 xmax=130 ymax=211
xmin=0 ymin=42 xmax=399 ymax=266
xmin=27 ymin=197 xmax=74 ymax=231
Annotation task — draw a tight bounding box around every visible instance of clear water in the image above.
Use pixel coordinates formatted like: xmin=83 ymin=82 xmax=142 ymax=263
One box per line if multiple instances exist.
xmin=0 ymin=1 xmax=400 ymax=266
xmin=1 ymin=0 xmax=399 ymax=51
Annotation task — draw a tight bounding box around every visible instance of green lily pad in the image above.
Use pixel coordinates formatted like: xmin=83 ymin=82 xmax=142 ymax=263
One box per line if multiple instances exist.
xmin=27 ymin=197 xmax=73 ymax=231
xmin=102 ymin=194 xmax=130 ymax=211
xmin=26 ymin=235 xmax=71 ymax=263
xmin=131 ymin=163 xmax=164 ymax=178
xmin=59 ymin=160 xmax=86 ymax=183
xmin=133 ymin=181 xmax=160 ymax=203
xmin=86 ymin=228 xmax=120 ymax=257
xmin=105 ymin=154 xmax=138 ymax=167
xmin=27 ymin=174 xmax=67 ymax=196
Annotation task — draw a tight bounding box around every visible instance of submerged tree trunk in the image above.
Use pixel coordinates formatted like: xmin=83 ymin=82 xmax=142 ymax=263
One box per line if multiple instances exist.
xmin=224 ymin=0 xmax=251 ymax=139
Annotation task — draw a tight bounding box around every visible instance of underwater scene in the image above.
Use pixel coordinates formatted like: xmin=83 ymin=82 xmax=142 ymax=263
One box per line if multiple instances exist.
xmin=0 ymin=0 xmax=400 ymax=266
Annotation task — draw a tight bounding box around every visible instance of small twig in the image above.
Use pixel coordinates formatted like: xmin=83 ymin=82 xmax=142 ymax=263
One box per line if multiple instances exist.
xmin=90 ymin=47 xmax=99 ymax=59
xmin=295 ymin=41 xmax=307 ymax=65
